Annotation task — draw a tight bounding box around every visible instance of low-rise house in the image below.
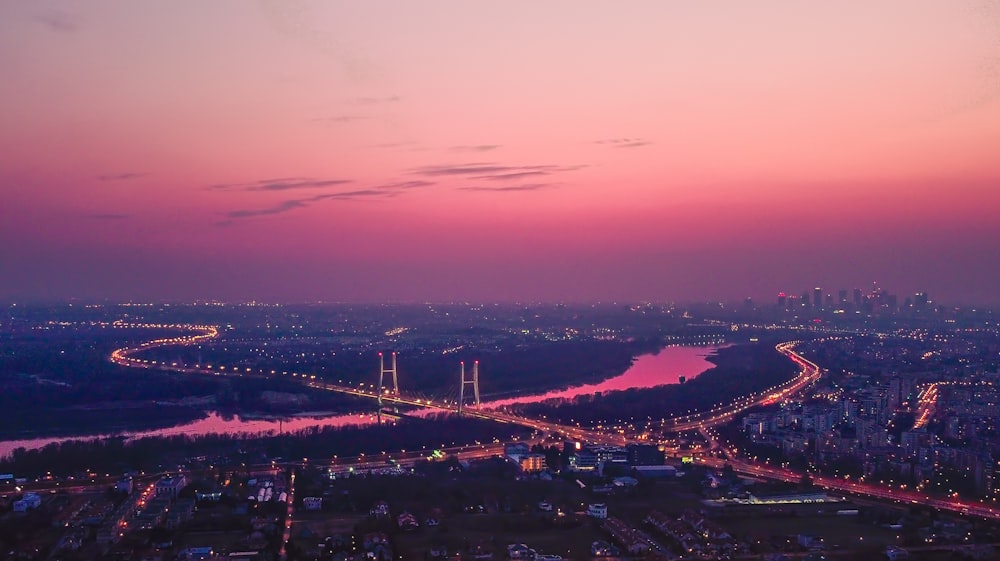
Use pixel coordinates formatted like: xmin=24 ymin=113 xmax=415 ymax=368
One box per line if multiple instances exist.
xmin=587 ymin=503 xmax=608 ymax=519
xmin=154 ymin=475 xmax=186 ymax=498
xmin=13 ymin=493 xmax=42 ymax=512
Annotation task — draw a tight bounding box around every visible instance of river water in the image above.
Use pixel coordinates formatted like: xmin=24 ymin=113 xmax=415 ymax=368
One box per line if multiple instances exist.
xmin=481 ymin=344 xmax=723 ymax=408
xmin=0 ymin=345 xmax=721 ymax=459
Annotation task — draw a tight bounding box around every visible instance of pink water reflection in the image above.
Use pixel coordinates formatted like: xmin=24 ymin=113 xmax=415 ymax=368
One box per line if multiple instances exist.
xmin=483 ymin=345 xmax=724 ymax=409
xmin=1 ymin=346 xmax=721 ymax=459
xmin=0 ymin=411 xmax=380 ymax=459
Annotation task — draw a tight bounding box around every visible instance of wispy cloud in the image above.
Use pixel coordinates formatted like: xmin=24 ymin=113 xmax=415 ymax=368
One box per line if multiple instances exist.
xmin=459 ymin=184 xmax=554 ymax=193
xmin=376 ymin=180 xmax=435 ymax=191
xmin=412 ymin=163 xmax=521 ymax=176
xmin=349 ymin=96 xmax=400 ymax=105
xmin=33 ymin=11 xmax=79 ymax=33
xmin=412 ymin=162 xmax=584 ymax=178
xmin=220 ymin=189 xmax=395 ymax=224
xmin=475 ymin=171 xmax=549 ymax=181
xmin=85 ymin=213 xmax=129 ymax=220
xmin=450 ymin=145 xmax=501 ymax=153
xmin=97 ymin=172 xmax=146 ymax=182
xmin=226 ymin=199 xmax=308 ymax=219
xmin=209 ymin=177 xmax=353 ymax=192
xmin=595 ymin=138 xmax=652 ymax=148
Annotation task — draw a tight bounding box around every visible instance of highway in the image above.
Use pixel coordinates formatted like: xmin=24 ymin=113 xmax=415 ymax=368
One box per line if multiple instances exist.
xmin=663 ymin=341 xmax=822 ymax=432
xmin=694 ymin=455 xmax=1000 ymax=520
xmin=107 ymin=324 xmax=1000 ymax=522
xmin=107 ymin=324 xmax=816 ymax=447
xmin=108 ymin=322 xmax=621 ymax=446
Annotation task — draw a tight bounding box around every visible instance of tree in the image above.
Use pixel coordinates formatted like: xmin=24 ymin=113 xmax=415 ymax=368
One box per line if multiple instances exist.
xmin=799 ymin=473 xmax=813 ymax=491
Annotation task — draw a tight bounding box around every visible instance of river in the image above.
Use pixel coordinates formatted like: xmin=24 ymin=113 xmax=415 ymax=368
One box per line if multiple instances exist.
xmin=0 ymin=345 xmax=721 ymax=459
xmin=481 ymin=344 xmax=724 ymax=408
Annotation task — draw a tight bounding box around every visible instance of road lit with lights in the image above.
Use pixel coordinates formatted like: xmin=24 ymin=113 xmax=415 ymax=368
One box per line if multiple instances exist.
xmin=108 ymin=325 xmax=1000 ymax=522
xmin=663 ymin=341 xmax=822 ymax=432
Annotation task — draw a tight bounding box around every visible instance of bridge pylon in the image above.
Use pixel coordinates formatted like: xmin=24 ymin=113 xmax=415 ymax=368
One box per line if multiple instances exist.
xmin=378 ymin=351 xmax=399 ymax=396
xmin=377 ymin=352 xmax=399 ymax=421
xmin=458 ymin=360 xmax=480 ymax=415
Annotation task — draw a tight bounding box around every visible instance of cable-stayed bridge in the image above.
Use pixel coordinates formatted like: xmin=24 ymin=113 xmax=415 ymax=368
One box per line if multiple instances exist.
xmin=107 ymin=321 xmax=814 ymax=447
xmin=105 ymin=322 xmax=1000 ymax=521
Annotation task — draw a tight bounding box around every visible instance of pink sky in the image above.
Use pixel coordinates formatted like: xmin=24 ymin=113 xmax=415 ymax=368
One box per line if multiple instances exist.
xmin=2 ymin=2 xmax=999 ymax=304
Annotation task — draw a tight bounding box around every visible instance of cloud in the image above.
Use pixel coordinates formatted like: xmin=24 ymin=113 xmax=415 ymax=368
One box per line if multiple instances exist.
xmin=349 ymin=96 xmax=400 ymax=105
xmin=97 ymin=172 xmax=146 ymax=182
xmin=33 ymin=12 xmax=79 ymax=33
xmin=475 ymin=171 xmax=549 ymax=181
xmin=377 ymin=180 xmax=435 ymax=191
xmin=209 ymin=177 xmax=353 ymax=192
xmin=595 ymin=138 xmax=652 ymax=148
xmin=85 ymin=213 xmax=129 ymax=220
xmin=221 ymin=189 xmax=395 ymax=223
xmin=412 ymin=163 xmax=521 ymax=176
xmin=450 ymin=145 xmax=501 ymax=152
xmin=412 ymin=162 xmax=584 ymax=178
xmin=459 ymin=183 xmax=554 ymax=193
xmin=226 ymin=199 xmax=308 ymax=219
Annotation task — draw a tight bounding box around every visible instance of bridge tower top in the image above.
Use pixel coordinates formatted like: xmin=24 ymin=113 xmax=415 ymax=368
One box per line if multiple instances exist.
xmin=378 ymin=351 xmax=399 ymax=403
xmin=458 ymin=360 xmax=480 ymax=414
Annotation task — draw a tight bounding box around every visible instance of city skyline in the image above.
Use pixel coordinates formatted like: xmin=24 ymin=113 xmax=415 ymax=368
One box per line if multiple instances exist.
xmin=3 ymin=2 xmax=1000 ymax=305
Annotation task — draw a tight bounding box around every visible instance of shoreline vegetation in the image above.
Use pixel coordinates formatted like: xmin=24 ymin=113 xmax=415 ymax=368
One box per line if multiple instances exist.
xmin=0 ymin=415 xmax=532 ymax=478
xmin=0 ymin=337 xmax=669 ymax=439
xmin=511 ymin=341 xmax=798 ymax=424
xmin=0 ymin=338 xmax=717 ymax=443
xmin=0 ymin=342 xmax=798 ymax=476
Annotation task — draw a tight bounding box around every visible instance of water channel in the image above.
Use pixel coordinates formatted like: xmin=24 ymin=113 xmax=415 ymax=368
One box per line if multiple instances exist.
xmin=0 ymin=345 xmax=723 ymax=459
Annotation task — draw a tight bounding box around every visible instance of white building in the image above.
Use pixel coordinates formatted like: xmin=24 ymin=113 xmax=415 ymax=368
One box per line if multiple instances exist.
xmin=13 ymin=493 xmax=42 ymax=512
xmin=155 ymin=475 xmax=187 ymax=498
xmin=587 ymin=503 xmax=608 ymax=519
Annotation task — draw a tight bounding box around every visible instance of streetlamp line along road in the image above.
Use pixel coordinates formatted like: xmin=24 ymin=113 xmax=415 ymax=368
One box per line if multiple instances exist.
xmin=107 ymin=323 xmax=1000 ymax=521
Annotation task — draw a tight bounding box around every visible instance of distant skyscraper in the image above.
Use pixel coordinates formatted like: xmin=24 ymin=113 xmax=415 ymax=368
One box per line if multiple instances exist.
xmin=838 ymin=289 xmax=848 ymax=305
xmin=777 ymin=292 xmax=787 ymax=309
xmin=914 ymin=292 xmax=929 ymax=311
xmin=813 ymin=287 xmax=823 ymax=309
xmin=853 ymin=288 xmax=863 ymax=309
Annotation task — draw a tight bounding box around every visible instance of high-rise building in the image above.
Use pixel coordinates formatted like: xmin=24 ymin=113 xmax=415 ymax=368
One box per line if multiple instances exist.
xmin=777 ymin=292 xmax=787 ymax=309
xmin=813 ymin=287 xmax=823 ymax=309
xmin=838 ymin=289 xmax=848 ymax=305
xmin=853 ymin=288 xmax=863 ymax=309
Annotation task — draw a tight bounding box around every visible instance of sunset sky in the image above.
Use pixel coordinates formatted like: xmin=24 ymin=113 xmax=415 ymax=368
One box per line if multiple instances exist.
xmin=2 ymin=1 xmax=1000 ymax=304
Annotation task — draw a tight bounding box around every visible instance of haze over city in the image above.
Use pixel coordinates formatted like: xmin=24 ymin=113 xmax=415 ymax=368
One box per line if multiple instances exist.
xmin=3 ymin=1 xmax=1000 ymax=304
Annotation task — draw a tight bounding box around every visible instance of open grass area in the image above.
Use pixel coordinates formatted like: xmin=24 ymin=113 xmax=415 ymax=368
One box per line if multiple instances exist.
xmin=283 ymin=461 xmax=1000 ymax=561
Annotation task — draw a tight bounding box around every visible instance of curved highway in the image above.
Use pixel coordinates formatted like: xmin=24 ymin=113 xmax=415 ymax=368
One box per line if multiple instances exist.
xmin=107 ymin=324 xmax=1000 ymax=522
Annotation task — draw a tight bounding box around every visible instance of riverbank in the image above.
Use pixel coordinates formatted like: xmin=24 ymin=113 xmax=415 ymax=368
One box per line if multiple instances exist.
xmin=513 ymin=340 xmax=798 ymax=425
xmin=483 ymin=344 xmax=724 ymax=408
xmin=0 ymin=344 xmax=723 ymax=457
xmin=0 ymin=414 xmax=534 ymax=478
